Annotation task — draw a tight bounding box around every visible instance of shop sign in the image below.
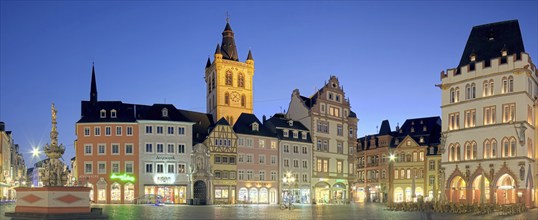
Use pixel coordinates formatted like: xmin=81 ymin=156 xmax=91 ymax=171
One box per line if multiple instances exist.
xmin=155 ymin=156 xmax=175 ymax=160
xmin=110 ymin=173 xmax=135 ymax=182
xmin=153 ymin=174 xmax=176 ymax=184
xmin=335 ymin=179 xmax=346 ymax=183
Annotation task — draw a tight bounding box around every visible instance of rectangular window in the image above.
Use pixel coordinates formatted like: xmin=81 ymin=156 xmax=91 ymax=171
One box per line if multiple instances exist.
xmin=271 ymin=141 xmax=277 ymax=149
xmin=284 ymin=159 xmax=289 ymax=167
xmin=112 ymin=144 xmax=119 ymax=155
xmin=229 ymin=156 xmax=235 ymax=164
xmin=98 ymin=144 xmax=106 ymax=155
xmin=145 ymin=126 xmax=153 ymax=134
xmin=502 ymin=103 xmax=516 ymax=123
xmin=484 ymin=106 xmax=497 ymax=125
xmin=105 ymin=126 xmax=111 ymax=136
xmin=337 ymin=160 xmax=343 ymax=174
xmin=464 ymin=109 xmax=476 ymax=128
xmin=259 ymin=140 xmax=265 ymax=148
xmin=146 ymin=143 xmax=153 ymax=153
xmin=215 ymin=156 xmax=221 ymax=163
xmin=178 ymin=127 xmax=185 ymax=135
xmin=167 ymin=144 xmax=175 ymax=154
xmin=448 ymin=112 xmax=460 ymax=130
xmin=429 ymin=160 xmax=435 ymax=170
xmin=125 ymin=144 xmax=133 ymax=155
xmin=337 ymin=142 xmax=343 ymax=154
xmin=293 ymin=131 xmax=298 ymax=138
xmin=302 ymin=173 xmax=308 ymax=183
xmin=271 ymin=155 xmax=277 ymax=165
xmin=429 ymin=175 xmax=435 ymax=186
xmin=293 ymin=145 xmax=299 ymax=154
xmin=302 ymin=146 xmax=308 ymax=154
xmin=247 ymin=170 xmax=253 ymax=180
xmin=125 ymin=162 xmax=133 ymax=173
xmin=302 ymin=132 xmax=307 ymax=139
xmin=146 ymin=163 xmax=153 ymax=173
xmin=293 ymin=159 xmax=299 ymax=168
xmin=111 ymin=162 xmax=120 ymax=173
xmin=177 ymin=164 xmax=186 ymax=173
xmin=246 ymin=154 xmax=253 ymax=163
xmin=127 ymin=126 xmax=133 ymax=136
xmin=84 ymin=127 xmax=90 ymax=136
xmin=222 ymin=156 xmax=228 ymax=164
xmin=168 ymin=164 xmax=175 ymax=173
xmin=238 ymin=154 xmax=244 ymax=163
xmin=259 ymin=155 xmax=265 ymax=164
xmin=156 ymin=143 xmax=164 ymax=153
xmin=238 ymin=170 xmax=244 ymax=180
xmin=116 ymin=126 xmax=122 ymax=136
xmin=302 ymin=160 xmax=308 ymax=168
xmin=317 ymin=159 xmax=322 ymax=172
xmin=316 ymin=121 xmax=329 ymax=133
xmin=95 ymin=127 xmax=101 ymax=136
xmin=271 ymin=171 xmax=277 ymax=181
xmin=337 ymin=124 xmax=343 ymax=136
xmin=84 ymin=144 xmax=92 ymax=155
xmin=259 ymin=171 xmax=265 ymax=181
xmin=167 ymin=126 xmax=174 ymax=135
xmin=98 ymin=162 xmax=106 ymax=174
xmin=178 ymin=144 xmax=185 ymax=154
xmin=84 ymin=162 xmax=92 ymax=174
xmin=156 ymin=164 xmax=164 ymax=173
xmin=156 ymin=126 xmax=163 ymax=134
xmin=283 ymin=145 xmax=289 ymax=153
xmin=323 ymin=160 xmax=328 ymax=172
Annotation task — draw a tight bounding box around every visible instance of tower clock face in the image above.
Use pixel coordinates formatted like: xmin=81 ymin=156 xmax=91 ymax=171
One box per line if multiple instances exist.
xmin=231 ymin=91 xmax=240 ymax=102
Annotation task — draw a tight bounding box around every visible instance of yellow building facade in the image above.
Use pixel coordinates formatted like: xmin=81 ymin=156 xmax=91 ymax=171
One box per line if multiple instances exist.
xmin=205 ymin=21 xmax=254 ymax=125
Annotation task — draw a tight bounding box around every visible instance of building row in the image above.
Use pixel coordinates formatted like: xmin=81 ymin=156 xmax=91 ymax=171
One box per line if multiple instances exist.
xmin=74 ymin=20 xmax=357 ymax=205
xmin=357 ymin=20 xmax=537 ymax=209
xmin=0 ymin=122 xmax=27 ymax=200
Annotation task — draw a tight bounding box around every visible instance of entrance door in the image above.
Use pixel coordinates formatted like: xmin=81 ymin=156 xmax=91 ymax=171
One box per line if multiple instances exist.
xmin=193 ymin=181 xmax=207 ymax=201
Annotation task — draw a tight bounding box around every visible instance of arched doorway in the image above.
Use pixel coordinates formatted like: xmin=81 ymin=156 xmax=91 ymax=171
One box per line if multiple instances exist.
xmin=269 ymin=188 xmax=277 ymax=204
xmin=238 ymin=187 xmax=248 ymax=202
xmin=394 ymin=187 xmax=403 ymax=203
xmin=405 ymin=187 xmax=412 ymax=202
xmin=496 ymin=174 xmax=516 ymax=205
xmin=124 ymin=182 xmax=134 ymax=203
xmin=314 ymin=182 xmax=330 ymax=204
xmin=471 ymin=175 xmax=490 ymax=204
xmin=259 ymin=188 xmax=268 ymax=204
xmin=110 ymin=182 xmax=121 ymax=203
xmin=450 ymin=176 xmax=466 ymax=203
xmin=193 ymin=180 xmax=207 ymax=202
xmin=87 ymin=183 xmax=94 ymax=203
xmin=249 ymin=188 xmax=258 ymax=204
xmin=415 ymin=187 xmax=424 ymax=201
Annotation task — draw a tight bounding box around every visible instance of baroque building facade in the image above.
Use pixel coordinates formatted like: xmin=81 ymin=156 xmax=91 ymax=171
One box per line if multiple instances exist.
xmin=439 ymin=20 xmax=536 ymax=208
xmin=287 ymin=76 xmax=358 ymax=204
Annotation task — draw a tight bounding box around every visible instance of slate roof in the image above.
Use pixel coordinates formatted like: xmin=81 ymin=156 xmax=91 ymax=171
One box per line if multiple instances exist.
xmin=135 ymin=104 xmax=190 ymax=122
xmin=178 ymin=110 xmax=214 ymax=144
xmin=458 ymin=20 xmax=525 ymax=69
xmin=265 ymin=113 xmax=312 ymax=143
xmin=78 ymin=101 xmax=137 ymax=123
xmin=393 ymin=116 xmax=442 ymax=147
xmin=379 ymin=120 xmax=391 ymax=135
xmin=233 ymin=113 xmax=275 ymax=137
xmin=220 ymin=22 xmax=239 ymax=61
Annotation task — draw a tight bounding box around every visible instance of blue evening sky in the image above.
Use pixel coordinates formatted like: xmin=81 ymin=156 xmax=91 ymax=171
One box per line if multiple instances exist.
xmin=1 ymin=1 xmax=537 ymax=168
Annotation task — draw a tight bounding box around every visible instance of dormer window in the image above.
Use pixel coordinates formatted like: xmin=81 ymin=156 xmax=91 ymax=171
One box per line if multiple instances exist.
xmin=399 ymin=129 xmax=403 ymax=134
xmin=470 ymin=53 xmax=476 ymax=62
xmin=293 ymin=131 xmax=298 ymax=138
xmin=328 ymin=93 xmax=333 ymax=100
xmin=252 ymin=123 xmax=259 ymax=131
xmin=501 ymin=49 xmax=508 ymax=57
xmin=411 ymin=127 xmax=415 ymax=133
xmin=419 ymin=137 xmax=425 ymax=143
xmin=283 ymin=129 xmax=289 ymax=137
xmin=288 ymin=120 xmax=293 ymax=127
xmin=111 ymin=109 xmax=117 ymax=118
xmin=100 ymin=109 xmax=106 ymax=118
xmin=302 ymin=132 xmax=307 ymax=139
xmin=162 ymin=108 xmax=168 ymax=117
xmin=423 ymin=126 xmax=427 ymax=131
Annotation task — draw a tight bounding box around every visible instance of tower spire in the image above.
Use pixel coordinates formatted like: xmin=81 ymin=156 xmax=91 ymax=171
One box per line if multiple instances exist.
xmin=90 ymin=63 xmax=98 ymax=103
xmin=220 ymin=18 xmax=239 ymax=61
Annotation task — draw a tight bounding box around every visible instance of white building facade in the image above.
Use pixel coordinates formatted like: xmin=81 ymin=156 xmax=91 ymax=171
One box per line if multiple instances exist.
xmin=439 ymin=20 xmax=536 ymax=208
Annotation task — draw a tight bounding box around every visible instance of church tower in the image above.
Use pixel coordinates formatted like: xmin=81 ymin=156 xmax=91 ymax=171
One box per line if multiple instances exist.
xmin=205 ymin=20 xmax=254 ymax=125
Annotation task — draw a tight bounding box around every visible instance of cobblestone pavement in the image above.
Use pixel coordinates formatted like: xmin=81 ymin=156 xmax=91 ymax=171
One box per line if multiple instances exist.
xmin=1 ymin=203 xmax=537 ymax=219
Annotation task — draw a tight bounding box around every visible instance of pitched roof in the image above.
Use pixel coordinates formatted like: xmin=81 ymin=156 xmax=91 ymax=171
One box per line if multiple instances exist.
xmin=220 ymin=22 xmax=239 ymax=61
xmin=265 ymin=113 xmax=312 ymax=143
xmin=215 ymin=117 xmax=230 ymax=126
xmin=233 ymin=113 xmax=275 ymax=137
xmin=78 ymin=101 xmax=137 ymax=123
xmin=393 ymin=116 xmax=441 ymax=147
xmin=179 ymin=110 xmax=214 ymax=144
xmin=378 ymin=120 xmax=391 ymax=135
xmin=458 ymin=20 xmax=525 ymax=69
xmin=135 ymin=104 xmax=190 ymax=122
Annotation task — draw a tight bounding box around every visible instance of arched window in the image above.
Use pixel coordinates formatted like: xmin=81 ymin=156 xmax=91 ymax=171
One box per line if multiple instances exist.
xmin=225 ymin=71 xmax=233 ymax=86
xmin=455 ymin=87 xmax=460 ymax=102
xmin=491 ymin=139 xmax=497 ymax=158
xmin=111 ymin=109 xmax=117 ymax=118
xmin=502 ymin=77 xmax=508 ymax=93
xmin=502 ymin=138 xmax=509 ymax=157
xmin=471 ymin=83 xmax=476 ymax=99
xmin=225 ymin=92 xmax=230 ymax=105
xmin=483 ymin=139 xmax=490 ymax=159
xmin=241 ymin=95 xmax=246 ymax=107
xmin=111 ymin=182 xmax=121 ymax=201
xmin=124 ymin=183 xmax=134 ymax=202
xmin=510 ymin=137 xmax=516 ymax=157
xmin=508 ymin=76 xmax=514 ymax=92
xmin=450 ymin=88 xmax=455 ymax=103
xmin=238 ymin=73 xmax=245 ymax=88
xmin=449 ymin=144 xmax=455 ymax=162
xmin=483 ymin=81 xmax=489 ymax=96
xmin=456 ymin=144 xmax=461 ymax=161
xmin=489 ymin=80 xmax=494 ymax=95
xmin=472 ymin=141 xmax=477 ymax=160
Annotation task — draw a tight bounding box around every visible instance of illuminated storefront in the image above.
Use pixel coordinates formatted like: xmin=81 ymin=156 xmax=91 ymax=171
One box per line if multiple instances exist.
xmin=144 ymin=185 xmax=187 ymax=204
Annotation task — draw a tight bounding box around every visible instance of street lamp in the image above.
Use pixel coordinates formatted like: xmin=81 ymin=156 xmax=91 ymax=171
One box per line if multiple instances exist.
xmin=517 ymin=191 xmax=523 ymax=204
xmin=282 ymin=172 xmax=296 ymax=210
xmin=388 ymin=153 xmax=396 ymax=205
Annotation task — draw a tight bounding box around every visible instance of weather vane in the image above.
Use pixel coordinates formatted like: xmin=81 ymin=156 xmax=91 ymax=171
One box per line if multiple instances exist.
xmin=226 ymin=11 xmax=230 ymax=23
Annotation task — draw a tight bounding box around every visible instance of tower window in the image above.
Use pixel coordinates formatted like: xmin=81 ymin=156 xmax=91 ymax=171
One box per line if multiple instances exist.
xmin=238 ymin=73 xmax=245 ymax=88
xmin=100 ymin=109 xmax=106 ymax=118
xmin=241 ymin=95 xmax=246 ymax=107
xmin=162 ymin=108 xmax=168 ymax=117
xmin=225 ymin=93 xmax=230 ymax=105
xmin=226 ymin=71 xmax=233 ymax=86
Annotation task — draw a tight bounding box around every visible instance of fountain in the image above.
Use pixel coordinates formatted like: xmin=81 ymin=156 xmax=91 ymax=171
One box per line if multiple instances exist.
xmin=6 ymin=103 xmax=107 ymax=219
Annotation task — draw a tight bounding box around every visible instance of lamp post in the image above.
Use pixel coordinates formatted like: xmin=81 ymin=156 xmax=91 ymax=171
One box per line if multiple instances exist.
xmin=282 ymin=172 xmax=295 ymax=210
xmin=388 ymin=153 xmax=396 ymax=205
